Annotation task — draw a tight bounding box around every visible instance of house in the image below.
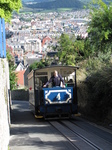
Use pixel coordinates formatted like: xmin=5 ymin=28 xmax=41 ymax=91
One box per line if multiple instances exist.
xmin=15 ymin=70 xmax=25 ymax=87
xmin=15 ymin=62 xmax=25 ymax=71
xmin=42 ymin=36 xmax=52 ymax=52
xmin=42 ymin=36 xmax=52 ymax=47
xmin=15 ymin=62 xmax=26 ymax=87
xmin=25 ymin=38 xmax=41 ymax=53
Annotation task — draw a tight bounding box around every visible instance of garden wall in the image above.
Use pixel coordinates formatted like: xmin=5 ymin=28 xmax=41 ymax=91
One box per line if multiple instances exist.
xmin=0 ymin=58 xmax=10 ymax=150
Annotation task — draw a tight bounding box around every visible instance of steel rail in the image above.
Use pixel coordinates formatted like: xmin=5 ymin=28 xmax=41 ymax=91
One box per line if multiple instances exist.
xmin=49 ymin=121 xmax=80 ymax=150
xmin=49 ymin=121 xmax=101 ymax=150
xmin=60 ymin=120 xmax=102 ymax=150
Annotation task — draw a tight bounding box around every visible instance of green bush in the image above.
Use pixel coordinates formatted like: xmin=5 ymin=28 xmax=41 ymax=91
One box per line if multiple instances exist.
xmin=85 ymin=64 xmax=112 ymax=121
xmin=77 ymin=52 xmax=112 ymax=122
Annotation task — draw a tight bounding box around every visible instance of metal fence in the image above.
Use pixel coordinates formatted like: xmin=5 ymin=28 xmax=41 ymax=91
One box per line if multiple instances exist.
xmin=0 ymin=18 xmax=6 ymax=58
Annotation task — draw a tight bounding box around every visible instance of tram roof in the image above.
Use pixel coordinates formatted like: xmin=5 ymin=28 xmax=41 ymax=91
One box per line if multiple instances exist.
xmin=28 ymin=65 xmax=79 ymax=79
xmin=33 ymin=65 xmax=79 ymax=72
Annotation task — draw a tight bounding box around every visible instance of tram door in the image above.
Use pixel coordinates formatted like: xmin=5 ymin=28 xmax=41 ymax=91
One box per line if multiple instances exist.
xmin=34 ymin=71 xmax=48 ymax=106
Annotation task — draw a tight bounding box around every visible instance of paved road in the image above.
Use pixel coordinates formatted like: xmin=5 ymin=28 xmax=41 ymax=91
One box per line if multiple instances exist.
xmin=9 ymin=100 xmax=76 ymax=150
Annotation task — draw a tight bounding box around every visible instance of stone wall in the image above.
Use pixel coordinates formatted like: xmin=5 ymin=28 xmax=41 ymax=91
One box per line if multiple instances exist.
xmin=0 ymin=58 xmax=10 ymax=150
xmin=11 ymin=89 xmax=29 ymax=101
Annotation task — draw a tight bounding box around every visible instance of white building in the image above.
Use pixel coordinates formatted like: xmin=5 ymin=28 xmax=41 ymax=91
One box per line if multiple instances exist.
xmin=25 ymin=38 xmax=41 ymax=53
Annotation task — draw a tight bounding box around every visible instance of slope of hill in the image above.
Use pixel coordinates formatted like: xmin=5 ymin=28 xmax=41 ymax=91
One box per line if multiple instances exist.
xmin=25 ymin=0 xmax=84 ymax=10
xmin=23 ymin=0 xmax=112 ymax=4
xmin=80 ymin=0 xmax=112 ymax=4
xmin=22 ymin=0 xmax=54 ymax=3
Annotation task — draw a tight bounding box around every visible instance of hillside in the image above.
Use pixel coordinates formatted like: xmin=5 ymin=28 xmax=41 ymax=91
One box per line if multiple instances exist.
xmin=25 ymin=0 xmax=84 ymax=10
xmin=23 ymin=0 xmax=112 ymax=4
xmin=23 ymin=0 xmax=88 ymax=2
xmin=22 ymin=0 xmax=54 ymax=3
xmin=80 ymin=0 xmax=112 ymax=4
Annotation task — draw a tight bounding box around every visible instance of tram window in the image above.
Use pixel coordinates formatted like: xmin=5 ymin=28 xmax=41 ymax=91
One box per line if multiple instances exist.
xmin=51 ymin=72 xmax=54 ymax=76
xmin=35 ymin=76 xmax=48 ymax=89
xmin=35 ymin=72 xmax=47 ymax=75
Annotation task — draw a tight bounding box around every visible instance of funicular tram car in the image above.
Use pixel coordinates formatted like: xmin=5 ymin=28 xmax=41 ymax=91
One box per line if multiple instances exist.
xmin=28 ymin=65 xmax=79 ymax=119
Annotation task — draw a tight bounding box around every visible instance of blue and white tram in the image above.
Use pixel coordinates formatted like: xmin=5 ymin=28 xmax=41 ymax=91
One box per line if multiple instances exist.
xmin=28 ymin=65 xmax=79 ymax=119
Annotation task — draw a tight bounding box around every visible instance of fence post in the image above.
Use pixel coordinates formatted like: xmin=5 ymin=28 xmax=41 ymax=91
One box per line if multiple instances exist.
xmin=2 ymin=19 xmax=6 ymax=58
xmin=0 ymin=18 xmax=6 ymax=58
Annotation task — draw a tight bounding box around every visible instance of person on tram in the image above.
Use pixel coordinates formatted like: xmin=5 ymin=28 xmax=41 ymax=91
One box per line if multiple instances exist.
xmin=43 ymin=70 xmax=65 ymax=88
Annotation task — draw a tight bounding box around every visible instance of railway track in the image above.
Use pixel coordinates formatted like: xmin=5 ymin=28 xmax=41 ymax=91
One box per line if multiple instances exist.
xmin=49 ymin=120 xmax=112 ymax=150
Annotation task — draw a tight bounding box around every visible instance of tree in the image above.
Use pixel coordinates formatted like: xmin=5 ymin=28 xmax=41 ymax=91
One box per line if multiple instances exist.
xmin=57 ymin=33 xmax=77 ymax=65
xmin=57 ymin=33 xmax=85 ymax=65
xmin=29 ymin=59 xmax=50 ymax=71
xmin=73 ymin=39 xmax=85 ymax=60
xmin=87 ymin=0 xmax=112 ymax=53
xmin=0 ymin=0 xmax=22 ymax=22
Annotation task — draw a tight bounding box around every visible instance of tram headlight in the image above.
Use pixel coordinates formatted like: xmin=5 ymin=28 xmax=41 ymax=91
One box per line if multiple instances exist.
xmin=68 ymin=99 xmax=72 ymax=103
xmin=45 ymin=100 xmax=49 ymax=104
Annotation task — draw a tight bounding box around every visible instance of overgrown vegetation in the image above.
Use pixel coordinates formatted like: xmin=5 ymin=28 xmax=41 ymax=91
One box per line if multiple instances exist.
xmin=87 ymin=0 xmax=112 ymax=54
xmin=0 ymin=0 xmax=22 ymax=22
xmin=85 ymin=64 xmax=112 ymax=121
xmin=80 ymin=0 xmax=112 ymax=122
xmin=7 ymin=52 xmax=17 ymax=90
xmin=77 ymin=52 xmax=112 ymax=121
